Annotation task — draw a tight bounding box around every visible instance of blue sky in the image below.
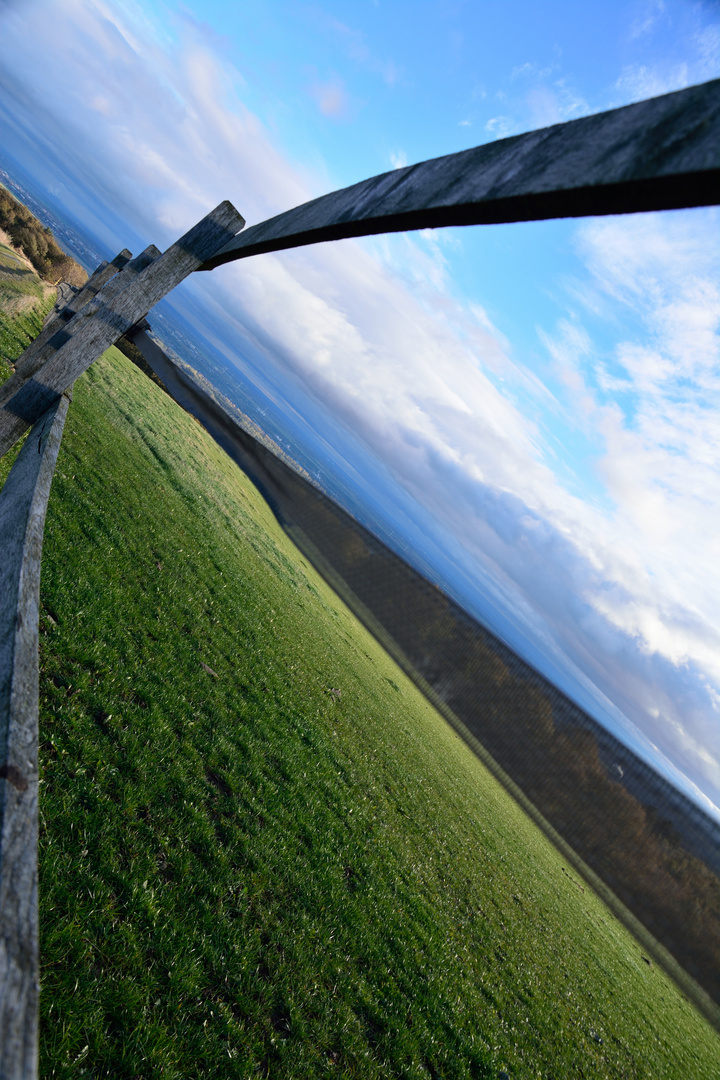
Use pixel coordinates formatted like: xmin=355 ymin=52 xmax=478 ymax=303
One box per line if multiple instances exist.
xmin=1 ymin=0 xmax=719 ymax=814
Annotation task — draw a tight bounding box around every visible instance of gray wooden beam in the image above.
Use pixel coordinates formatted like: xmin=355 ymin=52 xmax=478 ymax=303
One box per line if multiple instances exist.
xmin=3 ymin=246 xmax=161 ymax=402
xmin=0 ymin=203 xmax=244 ymax=459
xmin=57 ymin=249 xmax=133 ymax=319
xmin=200 ymin=78 xmax=720 ymax=269
xmin=20 ymin=250 xmax=133 ymax=360
xmin=0 ymin=392 xmax=71 ymax=1080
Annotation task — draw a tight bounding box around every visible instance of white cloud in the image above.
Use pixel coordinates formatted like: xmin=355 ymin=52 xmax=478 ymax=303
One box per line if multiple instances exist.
xmin=525 ymin=82 xmax=590 ymax=128
xmin=614 ymin=6 xmax=720 ymax=105
xmin=511 ymin=61 xmax=554 ymax=80
xmin=629 ymin=0 xmax=667 ymax=41
xmin=389 ymin=149 xmax=407 ymax=170
xmin=484 ymin=115 xmax=515 ymax=139
xmin=695 ymin=22 xmax=720 ymax=74
xmin=537 ymin=212 xmax=720 ymax=789
xmin=614 ymin=62 xmax=690 ymax=102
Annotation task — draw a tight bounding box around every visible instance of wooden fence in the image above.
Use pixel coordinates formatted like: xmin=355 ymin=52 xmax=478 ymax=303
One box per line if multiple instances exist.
xmin=0 ymin=78 xmax=718 ymax=1078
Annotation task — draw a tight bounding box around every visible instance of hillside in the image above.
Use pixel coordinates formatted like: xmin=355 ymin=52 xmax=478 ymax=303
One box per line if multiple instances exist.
xmin=0 ymin=183 xmax=87 ymax=287
xmin=1 ymin=256 xmax=719 ymax=1077
xmin=0 ymin=226 xmax=55 ymax=327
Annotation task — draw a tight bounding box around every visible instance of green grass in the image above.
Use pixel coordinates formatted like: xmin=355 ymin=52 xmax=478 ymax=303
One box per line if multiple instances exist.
xmin=0 ymin=252 xmax=52 ymax=380
xmin=0 ymin=289 xmax=54 ymax=486
xmin=0 ymin=297 xmax=51 ymax=358
xmin=2 ymin=306 xmax=719 ymax=1078
xmin=0 ymin=236 xmax=50 ymax=313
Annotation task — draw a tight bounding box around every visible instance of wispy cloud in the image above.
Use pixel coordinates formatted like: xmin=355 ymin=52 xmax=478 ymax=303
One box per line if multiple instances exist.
xmin=614 ymin=62 xmax=690 ymax=102
xmin=313 ymin=11 xmax=401 ymax=86
xmin=629 ymin=0 xmax=667 ymax=41
xmin=525 ymin=82 xmax=590 ymax=127
xmin=536 ymin=211 xmax=720 ymax=791
xmin=485 ymin=59 xmax=588 ymax=137
xmin=484 ymin=115 xmax=515 ymax=139
xmin=307 ymin=75 xmax=350 ymax=118
xmin=511 ymin=61 xmax=555 ymax=80
xmin=614 ymin=5 xmax=719 ymax=104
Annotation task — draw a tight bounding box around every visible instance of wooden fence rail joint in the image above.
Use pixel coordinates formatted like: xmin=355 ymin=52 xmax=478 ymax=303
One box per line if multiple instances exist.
xmin=0 ymin=207 xmax=244 ymax=462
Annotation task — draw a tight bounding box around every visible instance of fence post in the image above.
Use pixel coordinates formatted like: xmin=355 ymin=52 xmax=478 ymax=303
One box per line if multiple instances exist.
xmin=8 ymin=250 xmax=133 ymax=384
xmin=1 ymin=246 xmax=161 ymax=404
xmin=0 ymin=202 xmax=244 ymax=461
xmin=0 ymin=392 xmax=72 ymax=1080
xmin=51 ymin=249 xmax=133 ymax=320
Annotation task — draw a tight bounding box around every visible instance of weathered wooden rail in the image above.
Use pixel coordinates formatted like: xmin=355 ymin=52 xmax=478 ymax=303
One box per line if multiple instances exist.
xmin=0 ymin=393 xmax=71 ymax=1079
xmin=200 ymin=79 xmax=720 ymax=267
xmin=0 ymin=77 xmax=718 ymax=1077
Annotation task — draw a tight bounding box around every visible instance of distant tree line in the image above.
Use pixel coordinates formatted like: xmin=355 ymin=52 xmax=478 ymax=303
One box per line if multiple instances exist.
xmin=0 ymin=185 xmax=87 ymax=286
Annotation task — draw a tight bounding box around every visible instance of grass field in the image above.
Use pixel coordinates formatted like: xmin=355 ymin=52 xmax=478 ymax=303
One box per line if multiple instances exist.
xmin=0 ymin=233 xmax=52 ymax=317
xmin=2 ymin=300 xmax=719 ymax=1078
xmin=0 ymin=240 xmax=52 ymax=367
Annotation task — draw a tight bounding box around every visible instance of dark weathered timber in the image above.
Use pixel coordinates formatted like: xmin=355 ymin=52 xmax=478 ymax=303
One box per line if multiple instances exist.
xmin=59 ymin=248 xmax=132 ymax=318
xmin=0 ymin=203 xmax=244 ymax=459
xmin=2 ymin=246 xmax=161 ymax=404
xmin=11 ymin=250 xmax=133 ymax=377
xmin=44 ymin=283 xmax=80 ymax=328
xmin=201 ymin=79 xmax=720 ymax=269
xmin=0 ymin=392 xmax=71 ymax=1080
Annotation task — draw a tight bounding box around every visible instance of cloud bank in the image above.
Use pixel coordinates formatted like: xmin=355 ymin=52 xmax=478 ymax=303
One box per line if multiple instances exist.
xmin=1 ymin=0 xmax=718 ymax=809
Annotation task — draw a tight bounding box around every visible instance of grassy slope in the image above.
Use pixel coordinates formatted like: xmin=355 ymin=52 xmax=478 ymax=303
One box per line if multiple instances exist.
xmin=2 ymin=315 xmax=719 ymax=1077
xmin=0 ymin=235 xmax=53 ymax=347
xmin=0 ymin=235 xmax=53 ymax=315
xmin=0 ymin=285 xmax=54 ymax=485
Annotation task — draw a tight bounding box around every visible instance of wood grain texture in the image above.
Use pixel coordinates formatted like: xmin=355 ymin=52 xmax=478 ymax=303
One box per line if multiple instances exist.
xmin=3 ymin=248 xmax=155 ymax=405
xmin=60 ymin=249 xmax=132 ymax=318
xmin=5 ymin=246 xmax=161 ymax=406
xmin=0 ymin=202 xmax=244 ymax=459
xmin=0 ymin=392 xmax=71 ymax=1080
xmin=12 ymin=250 xmax=133 ymax=378
xmin=200 ymin=78 xmax=720 ymax=269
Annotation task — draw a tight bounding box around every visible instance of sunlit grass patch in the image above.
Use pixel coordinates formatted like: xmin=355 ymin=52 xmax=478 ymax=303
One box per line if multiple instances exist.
xmin=0 ymin=292 xmax=54 ymax=489
xmin=0 ymin=237 xmax=51 ymax=314
xmin=0 ymin=285 xmax=52 ymax=376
